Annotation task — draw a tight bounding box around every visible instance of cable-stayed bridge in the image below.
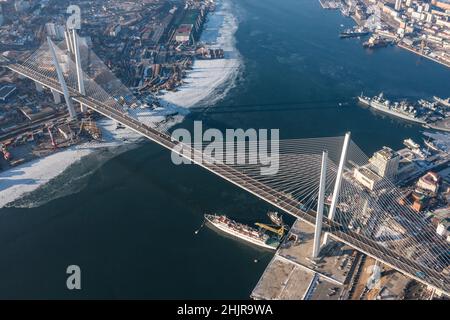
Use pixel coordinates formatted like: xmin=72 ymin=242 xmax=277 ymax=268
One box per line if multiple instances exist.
xmin=1 ymin=35 xmax=449 ymax=296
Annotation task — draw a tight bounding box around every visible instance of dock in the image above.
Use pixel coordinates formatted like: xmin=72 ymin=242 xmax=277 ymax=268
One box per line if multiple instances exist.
xmin=251 ymin=219 xmax=361 ymax=300
xmin=397 ymin=42 xmax=450 ymax=70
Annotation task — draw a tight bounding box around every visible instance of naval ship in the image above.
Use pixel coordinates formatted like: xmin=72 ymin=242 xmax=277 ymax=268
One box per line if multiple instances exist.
xmin=339 ymin=27 xmax=370 ymax=38
xmin=204 ymin=214 xmax=283 ymax=250
xmin=358 ymin=93 xmax=427 ymax=124
xmin=433 ymin=96 xmax=450 ymax=108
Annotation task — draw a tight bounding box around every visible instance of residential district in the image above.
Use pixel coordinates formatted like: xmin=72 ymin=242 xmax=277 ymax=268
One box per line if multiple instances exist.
xmin=0 ymin=0 xmax=449 ymax=300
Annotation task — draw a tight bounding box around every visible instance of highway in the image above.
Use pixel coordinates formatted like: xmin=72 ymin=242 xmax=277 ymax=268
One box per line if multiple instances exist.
xmin=5 ymin=61 xmax=450 ymax=296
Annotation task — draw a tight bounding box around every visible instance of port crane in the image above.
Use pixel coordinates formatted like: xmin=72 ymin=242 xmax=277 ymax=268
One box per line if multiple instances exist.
xmin=255 ymin=222 xmax=285 ymax=238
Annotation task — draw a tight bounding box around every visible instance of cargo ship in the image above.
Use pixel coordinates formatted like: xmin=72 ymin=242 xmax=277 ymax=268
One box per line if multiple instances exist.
xmin=204 ymin=214 xmax=283 ymax=250
xmin=339 ymin=27 xmax=370 ymax=38
xmin=358 ymin=93 xmax=427 ymax=124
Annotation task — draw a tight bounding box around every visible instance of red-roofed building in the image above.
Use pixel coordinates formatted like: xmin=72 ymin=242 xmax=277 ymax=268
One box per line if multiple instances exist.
xmin=174 ymin=24 xmax=193 ymax=43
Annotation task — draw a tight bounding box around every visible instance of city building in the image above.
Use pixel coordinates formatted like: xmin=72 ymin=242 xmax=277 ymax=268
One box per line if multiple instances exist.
xmin=417 ymin=171 xmax=440 ymax=193
xmin=395 ymin=0 xmax=403 ymax=11
xmin=19 ymin=106 xmax=54 ymax=121
xmin=354 ymin=166 xmax=382 ymax=191
xmin=436 ymin=218 xmax=450 ymax=242
xmin=174 ymin=24 xmax=193 ymax=43
xmin=432 ymin=0 xmax=450 ymax=10
xmin=0 ymin=84 xmax=16 ymax=102
xmin=45 ymin=23 xmax=65 ymax=40
xmin=109 ymin=25 xmax=121 ymax=37
xmin=14 ymin=0 xmax=30 ymax=12
xmin=369 ymin=147 xmax=400 ymax=179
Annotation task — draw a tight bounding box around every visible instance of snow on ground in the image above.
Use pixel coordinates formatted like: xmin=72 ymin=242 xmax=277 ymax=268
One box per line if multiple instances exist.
xmin=0 ymin=0 xmax=241 ymax=208
xmin=162 ymin=0 xmax=241 ymax=108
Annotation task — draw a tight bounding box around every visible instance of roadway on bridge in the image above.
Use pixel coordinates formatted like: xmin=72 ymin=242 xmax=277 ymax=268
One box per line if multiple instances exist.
xmin=5 ymin=62 xmax=450 ymax=296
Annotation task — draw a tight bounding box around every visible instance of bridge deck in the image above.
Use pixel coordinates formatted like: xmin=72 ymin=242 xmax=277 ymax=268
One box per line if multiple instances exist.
xmin=5 ymin=62 xmax=450 ymax=296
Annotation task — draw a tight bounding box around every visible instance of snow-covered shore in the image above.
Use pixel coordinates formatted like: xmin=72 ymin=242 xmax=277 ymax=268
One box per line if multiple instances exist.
xmin=0 ymin=0 xmax=241 ymax=208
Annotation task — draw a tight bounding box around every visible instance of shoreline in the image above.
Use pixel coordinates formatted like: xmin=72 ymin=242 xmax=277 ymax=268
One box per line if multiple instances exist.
xmin=0 ymin=0 xmax=241 ymax=208
xmin=397 ymin=43 xmax=450 ymax=70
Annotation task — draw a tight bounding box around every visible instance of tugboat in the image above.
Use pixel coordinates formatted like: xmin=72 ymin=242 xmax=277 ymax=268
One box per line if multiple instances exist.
xmin=267 ymin=211 xmax=283 ymax=226
xmin=204 ymin=214 xmax=285 ymax=250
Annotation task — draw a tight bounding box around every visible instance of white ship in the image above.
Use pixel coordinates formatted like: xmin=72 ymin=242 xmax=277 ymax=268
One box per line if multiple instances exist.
xmin=358 ymin=93 xmax=427 ymax=124
xmin=403 ymin=138 xmax=420 ymax=150
xmin=204 ymin=214 xmax=281 ymax=250
xmin=433 ymin=96 xmax=450 ymax=108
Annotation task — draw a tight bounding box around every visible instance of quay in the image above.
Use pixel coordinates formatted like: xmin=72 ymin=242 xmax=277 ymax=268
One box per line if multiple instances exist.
xmin=397 ymin=43 xmax=450 ymax=70
xmin=251 ymin=219 xmax=416 ymax=300
xmin=251 ymin=219 xmax=359 ymax=300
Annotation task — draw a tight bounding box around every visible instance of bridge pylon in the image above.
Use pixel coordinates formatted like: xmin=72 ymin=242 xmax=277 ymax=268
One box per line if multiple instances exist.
xmin=47 ymin=37 xmax=77 ymax=119
xmin=312 ymin=150 xmax=328 ymax=259
xmin=71 ymin=29 xmax=86 ymax=113
xmin=323 ymin=132 xmax=351 ymax=245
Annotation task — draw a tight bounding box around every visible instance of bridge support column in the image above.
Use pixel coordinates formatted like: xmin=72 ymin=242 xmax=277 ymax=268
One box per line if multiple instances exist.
xmin=71 ymin=29 xmax=86 ymax=113
xmin=312 ymin=151 xmax=328 ymax=259
xmin=323 ymin=132 xmax=351 ymax=245
xmin=64 ymin=30 xmax=74 ymax=54
xmin=51 ymin=89 xmax=61 ymax=104
xmin=47 ymin=37 xmax=77 ymax=120
xmin=35 ymin=82 xmax=43 ymax=93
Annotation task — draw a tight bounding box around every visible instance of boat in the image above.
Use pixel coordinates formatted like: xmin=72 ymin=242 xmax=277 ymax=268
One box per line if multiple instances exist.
xmin=418 ymin=99 xmax=438 ymax=111
xmin=363 ymin=36 xmax=392 ymax=49
xmin=423 ymin=138 xmax=441 ymax=152
xmin=433 ymin=96 xmax=450 ymax=108
xmin=403 ymin=138 xmax=420 ymax=150
xmin=358 ymin=93 xmax=427 ymax=124
xmin=204 ymin=214 xmax=282 ymax=250
xmin=267 ymin=211 xmax=283 ymax=226
xmin=339 ymin=27 xmax=370 ymax=38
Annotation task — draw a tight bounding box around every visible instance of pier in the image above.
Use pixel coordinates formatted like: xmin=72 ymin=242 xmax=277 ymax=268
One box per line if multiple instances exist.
xmin=251 ymin=219 xmax=359 ymax=300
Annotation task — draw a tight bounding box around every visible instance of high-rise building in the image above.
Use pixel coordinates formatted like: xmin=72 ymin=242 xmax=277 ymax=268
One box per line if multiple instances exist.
xmin=14 ymin=0 xmax=30 ymax=12
xmin=369 ymin=146 xmax=400 ymax=179
xmin=45 ymin=23 xmax=65 ymax=40
xmin=395 ymin=0 xmax=402 ymax=11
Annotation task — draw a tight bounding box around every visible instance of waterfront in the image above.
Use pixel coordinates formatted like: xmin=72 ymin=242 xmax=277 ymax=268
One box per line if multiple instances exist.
xmin=0 ymin=0 xmax=449 ymax=298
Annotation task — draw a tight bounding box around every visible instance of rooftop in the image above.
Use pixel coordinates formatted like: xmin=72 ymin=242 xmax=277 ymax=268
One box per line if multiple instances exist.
xmin=375 ymin=146 xmax=398 ymax=160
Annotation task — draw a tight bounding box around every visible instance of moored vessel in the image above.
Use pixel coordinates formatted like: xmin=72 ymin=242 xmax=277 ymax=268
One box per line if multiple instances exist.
xmin=267 ymin=211 xmax=283 ymax=226
xmin=339 ymin=27 xmax=370 ymax=38
xmin=204 ymin=214 xmax=283 ymax=250
xmin=358 ymin=93 xmax=427 ymax=124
